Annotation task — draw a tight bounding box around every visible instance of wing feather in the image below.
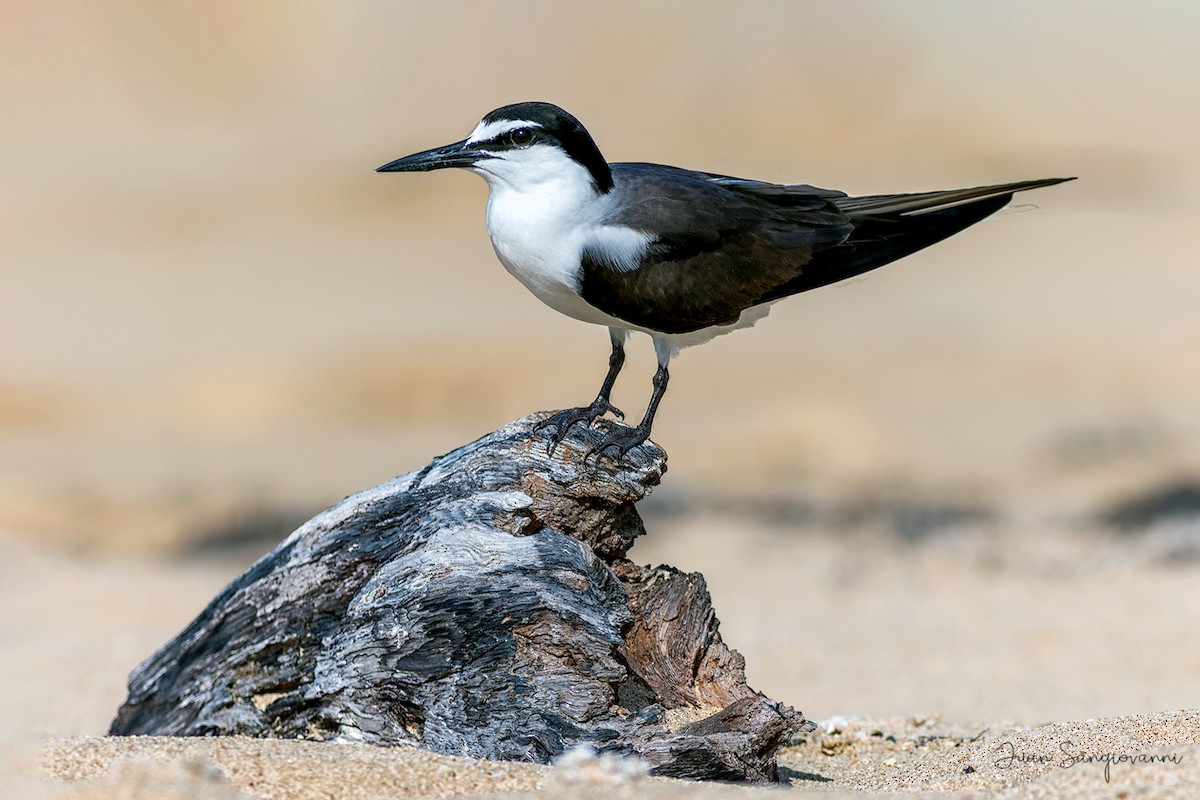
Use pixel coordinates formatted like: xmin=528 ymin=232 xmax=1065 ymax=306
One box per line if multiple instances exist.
xmin=579 ymin=164 xmax=851 ymax=333
xmin=578 ymin=165 xmax=1072 ymax=334
xmin=837 ymin=177 xmax=1074 ymax=216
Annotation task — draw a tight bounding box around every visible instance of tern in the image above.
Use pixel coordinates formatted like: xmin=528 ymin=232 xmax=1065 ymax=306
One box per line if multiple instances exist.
xmin=378 ymin=102 xmax=1072 ymax=458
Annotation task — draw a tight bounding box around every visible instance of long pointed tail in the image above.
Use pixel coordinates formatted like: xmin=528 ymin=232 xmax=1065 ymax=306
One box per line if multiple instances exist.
xmin=757 ymin=176 xmax=1074 ymax=304
xmin=835 ymin=177 xmax=1075 ymax=217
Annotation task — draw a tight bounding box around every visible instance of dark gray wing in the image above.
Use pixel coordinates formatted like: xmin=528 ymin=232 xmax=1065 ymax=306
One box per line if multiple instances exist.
xmin=579 ymin=163 xmax=853 ymax=334
xmin=835 ymin=177 xmax=1073 ymax=216
xmin=698 ymin=172 xmax=848 ymax=203
xmin=754 ymin=177 xmax=1075 ymax=305
xmin=580 ymin=167 xmax=1074 ymax=334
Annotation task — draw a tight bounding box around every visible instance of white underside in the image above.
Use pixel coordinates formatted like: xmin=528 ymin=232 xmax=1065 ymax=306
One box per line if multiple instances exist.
xmin=648 ymin=302 xmax=777 ymax=352
xmin=467 ymin=136 xmax=777 ymax=360
xmin=485 ymin=193 xmax=776 ymax=357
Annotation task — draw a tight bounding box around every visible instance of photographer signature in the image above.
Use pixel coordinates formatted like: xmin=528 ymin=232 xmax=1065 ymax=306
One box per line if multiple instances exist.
xmin=993 ymin=740 xmax=1183 ymax=783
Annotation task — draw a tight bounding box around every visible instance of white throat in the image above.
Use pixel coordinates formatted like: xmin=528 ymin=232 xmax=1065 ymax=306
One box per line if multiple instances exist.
xmin=469 ymin=144 xmax=646 ymax=326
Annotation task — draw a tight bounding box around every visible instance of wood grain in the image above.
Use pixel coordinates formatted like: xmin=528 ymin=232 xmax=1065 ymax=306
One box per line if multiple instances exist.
xmin=110 ymin=414 xmax=808 ymax=782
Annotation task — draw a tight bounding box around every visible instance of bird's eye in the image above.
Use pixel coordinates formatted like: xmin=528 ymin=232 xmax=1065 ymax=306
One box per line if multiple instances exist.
xmin=507 ymin=128 xmax=534 ymax=146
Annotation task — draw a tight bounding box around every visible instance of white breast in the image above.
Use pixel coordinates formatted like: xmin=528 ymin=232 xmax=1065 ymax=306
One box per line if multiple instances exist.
xmin=484 ymin=176 xmax=592 ymax=318
xmin=471 ymin=145 xmax=650 ymax=327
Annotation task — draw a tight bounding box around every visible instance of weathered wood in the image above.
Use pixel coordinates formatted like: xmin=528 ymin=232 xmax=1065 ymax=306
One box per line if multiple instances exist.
xmin=110 ymin=413 xmax=809 ymax=782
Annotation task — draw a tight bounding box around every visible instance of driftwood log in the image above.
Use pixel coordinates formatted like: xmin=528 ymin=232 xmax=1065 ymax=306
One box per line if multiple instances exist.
xmin=110 ymin=413 xmax=808 ymax=782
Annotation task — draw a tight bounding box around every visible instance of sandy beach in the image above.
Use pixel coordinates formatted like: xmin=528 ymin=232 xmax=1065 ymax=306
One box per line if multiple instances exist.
xmin=30 ymin=712 xmax=1200 ymax=798
xmin=4 ymin=1 xmax=1200 ymax=797
xmin=9 ymin=501 xmax=1200 ymax=798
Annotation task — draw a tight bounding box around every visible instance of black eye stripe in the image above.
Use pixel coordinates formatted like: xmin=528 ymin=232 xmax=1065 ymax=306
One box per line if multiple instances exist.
xmin=471 ymin=126 xmax=541 ymax=150
xmin=506 ymin=127 xmax=535 ymax=145
xmin=478 ymin=103 xmax=613 ymax=191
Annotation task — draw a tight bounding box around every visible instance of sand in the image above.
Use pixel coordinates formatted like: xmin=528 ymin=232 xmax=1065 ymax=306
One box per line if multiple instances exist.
xmin=32 ymin=711 xmax=1200 ymax=799
xmin=5 ymin=2 xmax=1200 ymax=798
xmin=10 ymin=517 xmax=1200 ymax=799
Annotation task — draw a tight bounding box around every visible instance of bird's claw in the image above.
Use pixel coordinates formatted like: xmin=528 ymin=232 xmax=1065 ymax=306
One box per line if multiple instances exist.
xmin=535 ymin=399 xmax=622 ymax=454
xmin=584 ymin=425 xmax=651 ymax=464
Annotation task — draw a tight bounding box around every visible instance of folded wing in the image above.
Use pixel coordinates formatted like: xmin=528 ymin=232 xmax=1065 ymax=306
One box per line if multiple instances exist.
xmin=580 ymin=166 xmax=1072 ymax=334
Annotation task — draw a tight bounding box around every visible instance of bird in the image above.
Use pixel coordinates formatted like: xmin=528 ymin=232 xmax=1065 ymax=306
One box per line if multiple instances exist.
xmin=377 ymin=101 xmax=1072 ymax=459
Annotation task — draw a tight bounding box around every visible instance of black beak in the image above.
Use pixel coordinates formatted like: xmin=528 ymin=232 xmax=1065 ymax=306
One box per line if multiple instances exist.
xmin=376 ymin=139 xmax=489 ymax=173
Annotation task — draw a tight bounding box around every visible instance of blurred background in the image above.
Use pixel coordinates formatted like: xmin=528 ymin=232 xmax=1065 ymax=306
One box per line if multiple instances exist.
xmin=3 ymin=0 xmax=1200 ymax=760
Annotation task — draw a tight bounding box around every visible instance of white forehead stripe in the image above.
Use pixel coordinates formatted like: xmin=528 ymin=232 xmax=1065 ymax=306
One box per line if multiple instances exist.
xmin=466 ymin=118 xmax=543 ymax=145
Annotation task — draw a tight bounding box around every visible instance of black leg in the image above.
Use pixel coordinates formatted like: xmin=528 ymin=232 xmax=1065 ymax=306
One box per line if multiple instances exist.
xmin=594 ymin=337 xmax=626 ymax=419
xmin=586 ymin=362 xmax=669 ymax=461
xmin=536 ymin=332 xmax=627 ymax=451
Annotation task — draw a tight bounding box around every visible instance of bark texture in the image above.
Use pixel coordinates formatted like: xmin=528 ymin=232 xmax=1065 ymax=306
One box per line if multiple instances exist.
xmin=110 ymin=413 xmax=808 ymax=782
